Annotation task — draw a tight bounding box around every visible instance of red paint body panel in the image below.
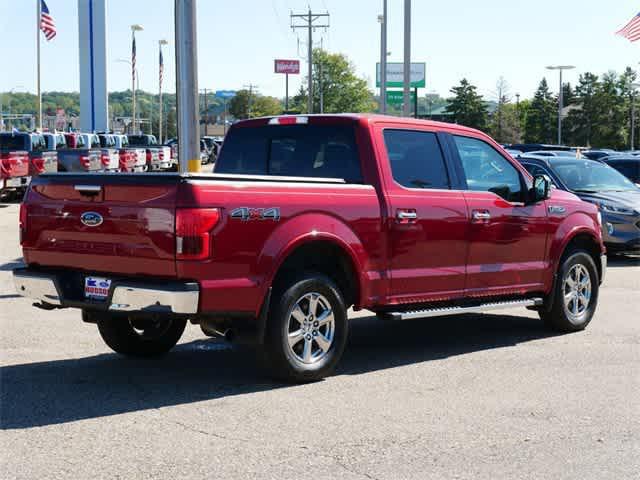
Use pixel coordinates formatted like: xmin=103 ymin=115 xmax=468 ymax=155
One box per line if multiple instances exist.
xmin=20 ymin=115 xmax=604 ymax=319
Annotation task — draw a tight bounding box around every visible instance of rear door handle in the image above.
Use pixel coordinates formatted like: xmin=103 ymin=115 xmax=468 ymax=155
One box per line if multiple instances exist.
xmin=472 ymin=210 xmax=491 ymax=221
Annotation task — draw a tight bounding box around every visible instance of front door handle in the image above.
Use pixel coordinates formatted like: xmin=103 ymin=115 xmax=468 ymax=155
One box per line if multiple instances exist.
xmin=472 ymin=210 xmax=491 ymax=222
xmin=396 ymin=209 xmax=418 ymax=224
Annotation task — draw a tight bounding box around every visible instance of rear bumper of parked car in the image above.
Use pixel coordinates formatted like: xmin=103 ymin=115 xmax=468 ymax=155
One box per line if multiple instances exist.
xmin=12 ymin=268 xmax=199 ymax=315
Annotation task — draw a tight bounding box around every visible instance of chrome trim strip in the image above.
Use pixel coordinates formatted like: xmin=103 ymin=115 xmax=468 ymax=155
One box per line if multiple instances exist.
xmin=13 ymin=271 xmax=61 ymax=306
xmin=74 ymin=184 xmax=102 ymax=192
xmin=384 ymin=298 xmax=544 ymax=321
xmin=109 ymin=285 xmax=198 ymax=314
xmin=600 ymin=254 xmax=607 ymax=284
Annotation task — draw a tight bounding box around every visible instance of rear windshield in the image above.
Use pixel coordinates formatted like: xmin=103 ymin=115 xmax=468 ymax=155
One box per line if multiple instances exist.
xmin=56 ymin=135 xmax=66 ymax=148
xmin=99 ymin=135 xmax=115 ymax=148
xmin=129 ymin=135 xmax=155 ymax=146
xmin=0 ymin=134 xmax=27 ymax=151
xmin=32 ymin=134 xmax=46 ymax=151
xmin=215 ymin=124 xmax=363 ymax=183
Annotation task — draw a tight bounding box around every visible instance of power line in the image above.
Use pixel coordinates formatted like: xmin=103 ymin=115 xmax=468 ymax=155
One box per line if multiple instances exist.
xmin=290 ymin=9 xmax=330 ymax=114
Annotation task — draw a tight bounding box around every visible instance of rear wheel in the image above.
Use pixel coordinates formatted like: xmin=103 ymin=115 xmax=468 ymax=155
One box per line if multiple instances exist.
xmin=95 ymin=313 xmax=187 ymax=357
xmin=260 ymin=272 xmax=348 ymax=383
xmin=540 ymin=250 xmax=599 ymax=332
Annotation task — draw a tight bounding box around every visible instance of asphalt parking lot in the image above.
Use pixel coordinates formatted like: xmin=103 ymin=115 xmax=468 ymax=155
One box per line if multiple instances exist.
xmin=0 ymin=200 xmax=638 ymax=480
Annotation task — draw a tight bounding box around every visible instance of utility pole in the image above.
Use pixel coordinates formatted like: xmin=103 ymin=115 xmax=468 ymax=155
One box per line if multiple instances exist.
xmin=243 ymin=84 xmax=258 ymax=118
xmin=174 ymin=0 xmax=200 ymax=173
xmin=378 ymin=0 xmax=388 ymax=114
xmin=403 ymin=0 xmax=412 ymax=117
xmin=291 ymin=9 xmax=330 ymax=114
xmin=546 ymin=65 xmax=575 ymax=145
xmin=200 ymin=88 xmax=209 ymax=134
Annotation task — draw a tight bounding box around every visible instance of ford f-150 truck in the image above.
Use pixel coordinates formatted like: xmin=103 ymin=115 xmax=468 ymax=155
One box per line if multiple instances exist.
xmin=59 ymin=133 xmax=102 ymax=172
xmin=113 ymin=134 xmax=146 ymax=172
xmin=12 ymin=115 xmax=606 ymax=382
xmin=0 ymin=150 xmax=30 ymax=198
xmin=0 ymin=132 xmax=57 ymax=177
xmin=128 ymin=134 xmax=171 ymax=171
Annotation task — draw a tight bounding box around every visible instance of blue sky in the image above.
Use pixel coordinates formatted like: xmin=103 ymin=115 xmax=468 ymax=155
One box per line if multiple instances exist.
xmin=0 ymin=0 xmax=636 ymax=101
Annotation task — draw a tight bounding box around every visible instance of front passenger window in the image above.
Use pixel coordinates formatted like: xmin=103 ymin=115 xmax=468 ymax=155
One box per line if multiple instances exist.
xmin=453 ymin=135 xmax=523 ymax=202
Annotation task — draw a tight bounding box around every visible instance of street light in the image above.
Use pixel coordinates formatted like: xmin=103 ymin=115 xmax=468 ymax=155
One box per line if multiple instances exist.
xmin=158 ymin=39 xmax=168 ymax=143
xmin=378 ymin=0 xmax=387 ymax=114
xmin=546 ymin=65 xmax=575 ymax=145
xmin=630 ymin=83 xmax=640 ymax=151
xmin=117 ymin=59 xmax=140 ymax=132
xmin=130 ymin=24 xmax=144 ymax=134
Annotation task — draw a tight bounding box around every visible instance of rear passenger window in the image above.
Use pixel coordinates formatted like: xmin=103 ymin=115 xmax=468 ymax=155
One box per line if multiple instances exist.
xmin=522 ymin=163 xmax=557 ymax=186
xmin=216 ymin=125 xmax=363 ymax=183
xmin=383 ymin=130 xmax=450 ymax=189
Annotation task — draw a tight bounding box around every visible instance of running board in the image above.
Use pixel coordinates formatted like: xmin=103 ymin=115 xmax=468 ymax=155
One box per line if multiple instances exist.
xmin=381 ymin=298 xmax=544 ymax=321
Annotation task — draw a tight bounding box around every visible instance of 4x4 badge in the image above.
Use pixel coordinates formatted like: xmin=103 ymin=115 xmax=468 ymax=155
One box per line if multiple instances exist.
xmin=230 ymin=207 xmax=280 ymax=222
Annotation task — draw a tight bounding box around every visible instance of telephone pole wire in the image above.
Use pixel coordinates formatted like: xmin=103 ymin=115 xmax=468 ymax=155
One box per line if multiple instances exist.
xmin=291 ymin=9 xmax=330 ymax=114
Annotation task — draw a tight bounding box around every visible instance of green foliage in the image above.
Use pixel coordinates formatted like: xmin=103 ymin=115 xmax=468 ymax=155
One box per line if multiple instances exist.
xmin=445 ymin=79 xmax=488 ymax=130
xmin=295 ymin=49 xmax=376 ymax=114
xmin=524 ymin=78 xmax=556 ymax=144
xmin=228 ymin=89 xmax=282 ymax=119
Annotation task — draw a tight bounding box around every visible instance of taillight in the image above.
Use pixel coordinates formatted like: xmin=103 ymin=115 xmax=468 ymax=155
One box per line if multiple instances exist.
xmin=101 ymin=153 xmax=110 ymax=167
xmin=80 ymin=155 xmax=90 ymax=169
xmin=19 ymin=202 xmax=28 ymax=246
xmin=159 ymin=151 xmax=164 ymax=160
xmin=175 ymin=208 xmax=221 ymax=260
xmin=146 ymin=151 xmax=152 ymax=164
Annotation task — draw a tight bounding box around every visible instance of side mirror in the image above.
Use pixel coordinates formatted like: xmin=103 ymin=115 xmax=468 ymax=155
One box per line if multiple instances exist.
xmin=531 ymin=175 xmax=552 ymax=202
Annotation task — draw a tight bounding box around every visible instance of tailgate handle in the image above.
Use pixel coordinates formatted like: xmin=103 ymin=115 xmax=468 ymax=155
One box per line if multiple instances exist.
xmin=74 ymin=184 xmax=102 ymax=196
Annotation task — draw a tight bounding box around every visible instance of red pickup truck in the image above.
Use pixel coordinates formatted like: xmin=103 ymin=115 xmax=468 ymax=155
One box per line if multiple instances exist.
xmin=13 ymin=115 xmax=606 ymax=382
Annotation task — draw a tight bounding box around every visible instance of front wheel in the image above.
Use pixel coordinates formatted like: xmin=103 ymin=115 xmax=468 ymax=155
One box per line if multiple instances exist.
xmin=95 ymin=313 xmax=187 ymax=357
xmin=260 ymin=272 xmax=348 ymax=383
xmin=540 ymin=250 xmax=599 ymax=332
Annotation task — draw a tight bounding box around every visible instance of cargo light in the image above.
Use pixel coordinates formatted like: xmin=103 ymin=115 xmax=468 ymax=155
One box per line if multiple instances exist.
xmin=175 ymin=208 xmax=221 ymax=260
xmin=268 ymin=116 xmax=308 ymax=125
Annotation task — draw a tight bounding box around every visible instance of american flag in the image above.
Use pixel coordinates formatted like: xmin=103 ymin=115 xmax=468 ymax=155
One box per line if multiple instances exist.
xmin=40 ymin=0 xmax=56 ymax=41
xmin=159 ymin=48 xmax=164 ymax=87
xmin=132 ymin=36 xmax=137 ymax=83
xmin=616 ymin=12 xmax=640 ymax=42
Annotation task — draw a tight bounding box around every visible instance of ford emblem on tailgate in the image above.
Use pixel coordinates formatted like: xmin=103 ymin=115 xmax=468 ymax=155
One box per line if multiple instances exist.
xmin=80 ymin=211 xmax=103 ymax=227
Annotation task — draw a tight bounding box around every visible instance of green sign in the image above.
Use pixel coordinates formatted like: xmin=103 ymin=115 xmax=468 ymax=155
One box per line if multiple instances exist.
xmin=386 ymin=90 xmax=416 ymax=105
xmin=376 ymin=62 xmax=426 ymax=88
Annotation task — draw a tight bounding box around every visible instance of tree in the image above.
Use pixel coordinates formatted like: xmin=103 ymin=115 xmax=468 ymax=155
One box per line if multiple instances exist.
xmin=524 ymin=78 xmax=556 ymax=144
xmin=295 ymin=49 xmax=375 ymax=114
xmin=228 ymin=90 xmax=282 ymax=120
xmin=489 ymin=77 xmax=513 ymax=142
xmin=564 ymin=73 xmax=599 ymax=147
xmin=445 ymin=78 xmax=488 ymax=130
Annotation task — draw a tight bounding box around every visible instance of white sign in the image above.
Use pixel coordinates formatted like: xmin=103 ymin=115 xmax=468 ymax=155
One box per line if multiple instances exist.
xmin=376 ymin=62 xmax=426 ymax=88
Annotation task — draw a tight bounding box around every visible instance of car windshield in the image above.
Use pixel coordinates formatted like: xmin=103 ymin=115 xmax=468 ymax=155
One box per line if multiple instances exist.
xmin=550 ymin=159 xmax=638 ymax=192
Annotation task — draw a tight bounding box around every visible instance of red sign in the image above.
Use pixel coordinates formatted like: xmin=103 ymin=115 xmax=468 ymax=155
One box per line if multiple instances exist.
xmin=274 ymin=59 xmax=300 ymax=75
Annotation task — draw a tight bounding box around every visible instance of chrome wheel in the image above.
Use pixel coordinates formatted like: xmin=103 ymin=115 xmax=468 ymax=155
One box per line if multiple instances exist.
xmin=285 ymin=292 xmax=335 ymax=365
xmin=562 ymin=264 xmax=592 ymax=322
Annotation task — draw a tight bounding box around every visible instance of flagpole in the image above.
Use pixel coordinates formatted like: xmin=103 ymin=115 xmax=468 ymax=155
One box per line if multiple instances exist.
xmin=36 ymin=0 xmax=42 ymax=131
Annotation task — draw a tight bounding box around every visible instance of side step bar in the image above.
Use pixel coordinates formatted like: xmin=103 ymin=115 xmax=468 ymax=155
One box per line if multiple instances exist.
xmin=381 ymin=298 xmax=544 ymax=321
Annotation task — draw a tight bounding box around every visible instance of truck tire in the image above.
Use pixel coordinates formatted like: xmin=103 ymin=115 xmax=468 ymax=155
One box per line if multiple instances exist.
xmin=96 ymin=314 xmax=187 ymax=357
xmin=261 ymin=272 xmax=348 ymax=383
xmin=540 ymin=250 xmax=599 ymax=332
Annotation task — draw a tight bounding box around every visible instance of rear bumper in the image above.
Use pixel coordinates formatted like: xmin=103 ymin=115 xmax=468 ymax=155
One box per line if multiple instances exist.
xmin=1 ymin=176 xmax=31 ymax=190
xmin=12 ymin=268 xmax=199 ymax=315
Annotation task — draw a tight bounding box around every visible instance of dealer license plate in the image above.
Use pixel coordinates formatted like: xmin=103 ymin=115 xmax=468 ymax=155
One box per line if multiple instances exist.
xmin=84 ymin=277 xmax=112 ymax=300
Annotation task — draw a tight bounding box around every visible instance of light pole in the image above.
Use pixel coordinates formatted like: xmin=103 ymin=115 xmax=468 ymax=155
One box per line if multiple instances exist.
xmin=402 ymin=0 xmax=412 ymax=117
xmin=130 ymin=24 xmax=144 ymax=134
xmin=546 ymin=65 xmax=575 ymax=145
xmin=158 ymin=39 xmax=168 ymax=143
xmin=631 ymin=83 xmax=640 ymax=151
xmin=117 ymin=59 xmax=140 ymax=132
xmin=378 ymin=0 xmax=388 ymax=114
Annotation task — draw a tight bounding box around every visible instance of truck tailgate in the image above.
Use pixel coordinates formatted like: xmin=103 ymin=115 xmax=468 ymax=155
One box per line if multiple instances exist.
xmin=22 ymin=174 xmax=179 ymax=277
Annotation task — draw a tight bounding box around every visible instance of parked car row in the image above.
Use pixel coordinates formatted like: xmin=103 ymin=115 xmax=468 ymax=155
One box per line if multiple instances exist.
xmin=0 ymin=131 xmax=177 ymax=199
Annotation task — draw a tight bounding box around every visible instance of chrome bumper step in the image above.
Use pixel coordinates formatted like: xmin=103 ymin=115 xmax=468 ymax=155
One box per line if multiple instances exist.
xmin=381 ymin=298 xmax=544 ymax=321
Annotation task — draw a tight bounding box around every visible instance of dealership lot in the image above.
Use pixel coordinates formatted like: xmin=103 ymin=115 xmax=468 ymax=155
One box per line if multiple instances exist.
xmin=0 ymin=201 xmax=638 ymax=480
